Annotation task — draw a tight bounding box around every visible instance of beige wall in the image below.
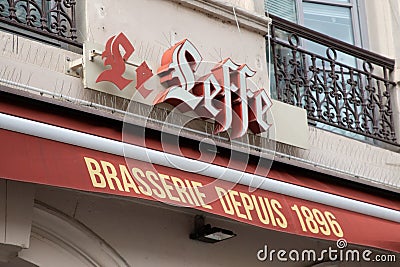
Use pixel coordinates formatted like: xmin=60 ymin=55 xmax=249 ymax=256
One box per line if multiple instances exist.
xmin=82 ymin=0 xmax=269 ymax=103
xmin=0 ymin=0 xmax=399 ymax=193
xmin=364 ymin=0 xmax=400 ymax=82
xmin=364 ymin=0 xmax=400 ymax=59
xmin=364 ymin=0 xmax=400 ymax=91
xmin=1 ymin=1 xmax=400 ymax=265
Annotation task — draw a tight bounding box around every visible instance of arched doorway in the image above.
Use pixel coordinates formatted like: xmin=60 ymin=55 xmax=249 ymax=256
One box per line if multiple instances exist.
xmin=12 ymin=203 xmax=129 ymax=267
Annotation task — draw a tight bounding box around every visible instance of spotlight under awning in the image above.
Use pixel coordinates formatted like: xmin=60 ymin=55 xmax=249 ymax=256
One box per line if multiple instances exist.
xmin=190 ymin=215 xmax=236 ymax=243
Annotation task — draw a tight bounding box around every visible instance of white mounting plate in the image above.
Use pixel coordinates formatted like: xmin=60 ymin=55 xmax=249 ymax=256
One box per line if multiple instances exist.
xmin=83 ymin=42 xmax=138 ymax=100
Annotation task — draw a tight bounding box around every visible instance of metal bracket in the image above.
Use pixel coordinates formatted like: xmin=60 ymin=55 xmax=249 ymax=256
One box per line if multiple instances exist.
xmin=66 ymin=48 xmax=141 ymax=79
xmin=89 ymin=49 xmax=140 ymax=68
xmin=89 ymin=49 xmax=102 ymax=62
xmin=65 ymin=57 xmax=83 ymax=78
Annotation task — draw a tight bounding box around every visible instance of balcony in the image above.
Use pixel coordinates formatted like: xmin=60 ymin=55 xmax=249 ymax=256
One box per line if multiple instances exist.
xmin=0 ymin=0 xmax=78 ymax=46
xmin=0 ymin=2 xmax=396 ymax=146
xmin=268 ymin=14 xmax=397 ymax=146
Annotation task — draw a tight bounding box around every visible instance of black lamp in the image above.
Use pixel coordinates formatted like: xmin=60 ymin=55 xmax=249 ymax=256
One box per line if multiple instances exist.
xmin=189 ymin=215 xmax=236 ymax=243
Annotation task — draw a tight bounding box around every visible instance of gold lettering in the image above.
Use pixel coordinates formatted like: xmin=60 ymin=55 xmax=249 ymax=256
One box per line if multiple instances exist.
xmin=158 ymin=174 xmax=180 ymax=202
xmin=146 ymin=171 xmax=166 ymax=199
xmin=215 ymin=187 xmax=234 ymax=215
xmin=229 ymin=190 xmax=247 ymax=219
xmin=132 ymin=168 xmax=152 ymax=196
xmin=84 ymin=157 xmax=106 ymax=188
xmin=119 ymin=165 xmax=140 ymax=194
xmin=192 ymin=181 xmax=212 ymax=209
xmin=251 ymin=195 xmax=270 ymax=225
xmin=171 ymin=176 xmax=194 ymax=205
xmin=271 ymin=199 xmax=287 ymax=229
xmin=264 ymin=197 xmax=277 ymax=226
xmin=100 ymin=161 xmax=124 ymax=191
xmin=185 ymin=179 xmax=200 ymax=206
xmin=239 ymin=192 xmax=254 ymax=220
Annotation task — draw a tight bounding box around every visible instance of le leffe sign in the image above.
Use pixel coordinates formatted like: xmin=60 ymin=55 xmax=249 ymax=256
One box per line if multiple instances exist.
xmin=85 ymin=32 xmax=272 ymax=139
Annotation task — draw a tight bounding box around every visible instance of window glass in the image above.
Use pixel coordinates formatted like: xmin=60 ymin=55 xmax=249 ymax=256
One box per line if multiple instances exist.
xmin=19 ymin=0 xmax=45 ymax=27
xmin=303 ymin=2 xmax=355 ymax=66
xmin=303 ymin=2 xmax=354 ymax=44
xmin=265 ymin=0 xmax=297 ymax=23
xmin=0 ymin=0 xmax=10 ymax=17
xmin=302 ymin=2 xmax=362 ymax=139
xmin=0 ymin=0 xmax=45 ymax=27
xmin=267 ymin=0 xmax=368 ymax=141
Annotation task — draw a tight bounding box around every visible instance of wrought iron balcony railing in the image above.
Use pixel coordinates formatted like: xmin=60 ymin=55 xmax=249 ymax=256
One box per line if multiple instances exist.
xmin=268 ymin=14 xmax=397 ymax=145
xmin=0 ymin=0 xmax=78 ymax=46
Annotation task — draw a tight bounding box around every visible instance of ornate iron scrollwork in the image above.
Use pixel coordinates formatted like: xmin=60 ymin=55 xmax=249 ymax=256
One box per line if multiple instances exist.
xmin=269 ymin=15 xmax=397 ymax=145
xmin=0 ymin=0 xmax=77 ymax=43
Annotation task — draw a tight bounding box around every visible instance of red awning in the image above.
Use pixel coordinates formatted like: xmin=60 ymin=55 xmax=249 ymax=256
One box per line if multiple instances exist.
xmin=0 ymin=89 xmax=399 ymax=253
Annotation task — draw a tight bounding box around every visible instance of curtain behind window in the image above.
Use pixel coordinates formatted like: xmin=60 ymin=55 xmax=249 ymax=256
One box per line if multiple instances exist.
xmin=303 ymin=2 xmax=354 ymax=44
xmin=265 ymin=0 xmax=297 ymax=23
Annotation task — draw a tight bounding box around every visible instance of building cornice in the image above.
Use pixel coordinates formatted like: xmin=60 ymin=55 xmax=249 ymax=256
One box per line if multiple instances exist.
xmin=168 ymin=0 xmax=271 ymax=35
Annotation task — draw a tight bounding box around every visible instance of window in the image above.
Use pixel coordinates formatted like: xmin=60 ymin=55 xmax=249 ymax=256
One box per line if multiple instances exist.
xmin=265 ymin=0 xmax=362 ymax=48
xmin=266 ymin=0 xmax=379 ymax=142
xmin=0 ymin=0 xmax=49 ymax=27
xmin=265 ymin=0 xmax=298 ymax=23
xmin=0 ymin=0 xmax=78 ymax=44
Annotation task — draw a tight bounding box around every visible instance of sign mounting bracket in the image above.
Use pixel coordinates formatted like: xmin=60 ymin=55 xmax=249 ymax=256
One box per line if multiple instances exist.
xmin=65 ymin=57 xmax=83 ymax=78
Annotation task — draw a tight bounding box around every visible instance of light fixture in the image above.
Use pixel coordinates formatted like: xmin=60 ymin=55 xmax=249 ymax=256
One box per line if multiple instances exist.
xmin=189 ymin=215 xmax=236 ymax=243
